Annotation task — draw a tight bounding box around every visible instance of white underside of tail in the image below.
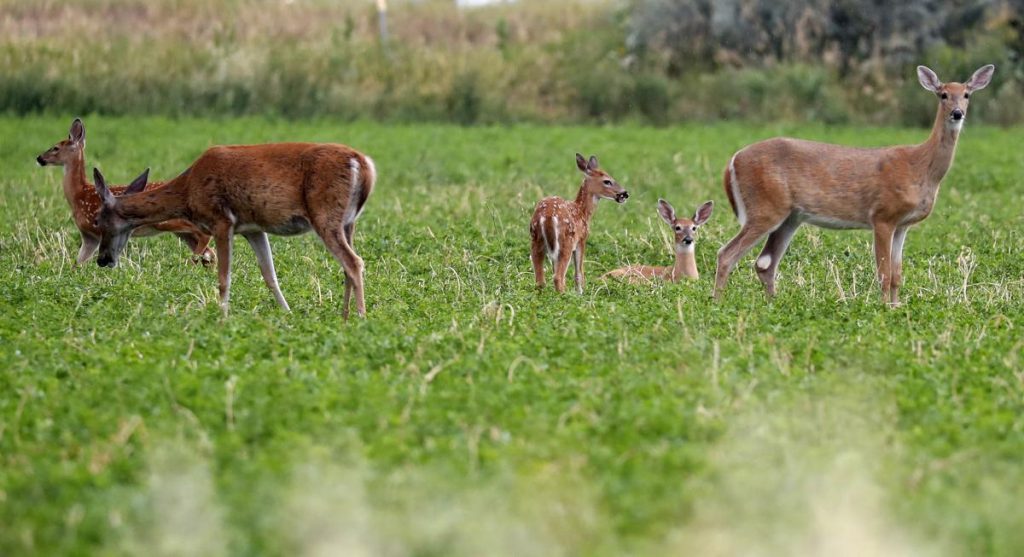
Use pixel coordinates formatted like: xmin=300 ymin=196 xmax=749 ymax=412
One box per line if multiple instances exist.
xmin=728 ymin=154 xmax=747 ymax=227
xmin=344 ymin=158 xmax=362 ymax=227
xmin=538 ymin=216 xmax=559 ymax=261
xmin=358 ymin=155 xmax=376 ymax=221
xmin=549 ymin=217 xmax=559 ymax=260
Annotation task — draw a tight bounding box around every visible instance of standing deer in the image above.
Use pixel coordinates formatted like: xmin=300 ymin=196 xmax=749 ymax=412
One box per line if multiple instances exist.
xmin=36 ymin=118 xmax=214 ymax=265
xmin=714 ymin=64 xmax=995 ymax=305
xmin=91 ymin=142 xmax=375 ymax=317
xmin=604 ymin=199 xmax=713 ymax=283
xmin=530 ymin=153 xmax=629 ymax=293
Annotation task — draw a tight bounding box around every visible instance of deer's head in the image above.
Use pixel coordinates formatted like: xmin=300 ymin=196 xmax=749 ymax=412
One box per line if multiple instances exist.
xmin=37 ymin=118 xmax=86 ymax=167
xmin=92 ymin=167 xmax=149 ymax=268
xmin=576 ymin=153 xmax=628 ymax=204
xmin=658 ymin=199 xmax=713 ymax=253
xmin=917 ymin=64 xmax=994 ymax=130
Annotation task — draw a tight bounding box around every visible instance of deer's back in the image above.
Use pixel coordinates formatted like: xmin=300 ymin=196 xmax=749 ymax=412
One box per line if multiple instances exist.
xmin=734 ymin=137 xmax=922 ymax=225
xmin=531 ymin=196 xmax=584 ymax=242
xmin=186 ymin=142 xmax=365 ymax=229
xmin=192 ymin=143 xmax=359 ymax=182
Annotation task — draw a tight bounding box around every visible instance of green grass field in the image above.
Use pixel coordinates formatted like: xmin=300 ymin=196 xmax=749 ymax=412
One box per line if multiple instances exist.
xmin=1 ymin=116 xmax=1023 ymax=556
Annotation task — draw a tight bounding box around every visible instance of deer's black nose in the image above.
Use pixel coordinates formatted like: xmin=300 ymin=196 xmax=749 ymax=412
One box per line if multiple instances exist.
xmin=615 ymin=191 xmax=629 ymax=203
xmin=683 ymin=238 xmax=694 ymax=245
xmin=952 ymin=109 xmax=964 ymax=121
xmin=36 ymin=156 xmax=46 ymax=166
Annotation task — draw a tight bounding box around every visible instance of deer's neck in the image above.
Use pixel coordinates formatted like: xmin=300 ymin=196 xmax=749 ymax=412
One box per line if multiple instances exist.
xmin=119 ymin=176 xmax=189 ymax=225
xmin=917 ymin=107 xmax=962 ymax=185
xmin=573 ymin=183 xmax=597 ymax=224
xmin=63 ymin=151 xmax=88 ymax=206
xmin=670 ymin=246 xmax=698 ymax=281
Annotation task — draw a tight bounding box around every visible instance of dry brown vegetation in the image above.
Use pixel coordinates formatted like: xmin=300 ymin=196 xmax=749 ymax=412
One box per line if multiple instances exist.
xmin=2 ymin=0 xmax=1023 ymax=125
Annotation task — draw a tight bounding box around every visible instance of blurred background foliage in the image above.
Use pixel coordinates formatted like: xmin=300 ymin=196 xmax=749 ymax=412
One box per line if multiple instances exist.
xmin=2 ymin=0 xmax=1023 ymax=126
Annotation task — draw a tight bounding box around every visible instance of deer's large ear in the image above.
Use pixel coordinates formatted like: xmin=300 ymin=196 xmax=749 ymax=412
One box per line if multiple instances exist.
xmin=966 ymin=64 xmax=995 ymax=92
xmin=587 ymin=155 xmax=599 ymax=173
xmin=93 ymin=168 xmax=116 ymax=208
xmin=693 ymin=200 xmax=714 ymax=226
xmin=657 ymin=199 xmax=676 ymax=225
xmin=917 ymin=65 xmax=942 ymax=93
xmin=575 ymin=153 xmax=588 ymax=173
xmin=69 ymin=118 xmax=85 ymax=145
xmin=125 ymin=168 xmax=150 ymax=195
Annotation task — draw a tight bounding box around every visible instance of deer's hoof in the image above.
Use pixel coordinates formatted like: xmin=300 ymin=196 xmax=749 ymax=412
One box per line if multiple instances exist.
xmin=192 ymin=250 xmax=216 ymax=266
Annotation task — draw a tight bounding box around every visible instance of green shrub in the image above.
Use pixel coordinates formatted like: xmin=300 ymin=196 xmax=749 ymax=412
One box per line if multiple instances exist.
xmin=0 ymin=0 xmax=1021 ymax=126
xmin=446 ymin=72 xmax=483 ymax=126
xmin=631 ymin=74 xmax=671 ymax=124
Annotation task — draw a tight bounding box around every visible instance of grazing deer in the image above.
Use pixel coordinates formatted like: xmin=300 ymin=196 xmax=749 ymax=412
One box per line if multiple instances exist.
xmin=91 ymin=142 xmax=376 ymax=317
xmin=530 ymin=153 xmax=629 ymax=293
xmin=604 ymin=199 xmax=713 ymax=283
xmin=714 ymin=64 xmax=995 ymax=305
xmin=36 ymin=118 xmax=214 ymax=265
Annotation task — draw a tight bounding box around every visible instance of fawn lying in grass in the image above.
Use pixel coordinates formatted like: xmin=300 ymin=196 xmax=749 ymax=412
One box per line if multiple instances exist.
xmin=604 ymin=199 xmax=713 ymax=283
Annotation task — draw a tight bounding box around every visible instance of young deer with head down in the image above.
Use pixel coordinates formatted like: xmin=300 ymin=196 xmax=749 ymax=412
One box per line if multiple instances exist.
xmin=604 ymin=199 xmax=713 ymax=283
xmin=715 ymin=64 xmax=995 ymax=305
xmin=530 ymin=153 xmax=629 ymax=293
xmin=36 ymin=119 xmax=213 ymax=265
xmin=91 ymin=142 xmax=375 ymax=318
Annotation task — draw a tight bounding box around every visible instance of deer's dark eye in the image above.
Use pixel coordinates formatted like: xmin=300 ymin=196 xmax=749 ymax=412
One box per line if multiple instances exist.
xmin=964 ymin=93 xmax=970 ymax=99
xmin=603 ymin=179 xmax=612 ymax=186
xmin=941 ymin=92 xmax=948 ymax=100
xmin=674 ymin=225 xmax=682 ymax=232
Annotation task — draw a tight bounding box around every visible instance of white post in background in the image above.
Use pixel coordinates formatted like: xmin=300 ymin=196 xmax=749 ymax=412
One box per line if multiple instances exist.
xmin=376 ymin=0 xmax=389 ymax=46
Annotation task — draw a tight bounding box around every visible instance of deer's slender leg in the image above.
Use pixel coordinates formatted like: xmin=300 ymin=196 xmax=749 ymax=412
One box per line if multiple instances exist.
xmin=531 ymin=239 xmax=546 ymax=289
xmin=714 ymin=218 xmax=779 ymax=299
xmin=342 ymin=222 xmax=356 ymax=315
xmin=572 ymin=241 xmax=586 ymax=294
xmin=313 ymin=219 xmax=365 ymax=319
xmin=872 ymin=221 xmax=896 ymax=303
xmin=890 ymin=226 xmax=909 ymax=305
xmin=754 ymin=214 xmax=801 ymax=297
xmin=176 ymin=232 xmax=215 ymax=265
xmin=243 ymin=231 xmax=290 ymax=311
xmin=214 ymin=225 xmax=234 ymax=310
xmin=552 ymin=251 xmax=571 ymax=294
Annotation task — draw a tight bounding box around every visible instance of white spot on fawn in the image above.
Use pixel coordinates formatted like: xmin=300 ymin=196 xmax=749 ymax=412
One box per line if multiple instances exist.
xmin=756 ymin=254 xmax=772 ymax=270
xmin=550 ymin=216 xmax=560 ymax=261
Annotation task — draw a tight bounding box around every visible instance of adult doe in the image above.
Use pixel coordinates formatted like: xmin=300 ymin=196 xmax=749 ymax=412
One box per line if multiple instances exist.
xmin=714 ymin=64 xmax=994 ymax=305
xmin=92 ymin=142 xmax=375 ymax=318
xmin=530 ymin=153 xmax=629 ymax=293
xmin=605 ymin=199 xmax=713 ymax=283
xmin=36 ymin=118 xmax=213 ymax=265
